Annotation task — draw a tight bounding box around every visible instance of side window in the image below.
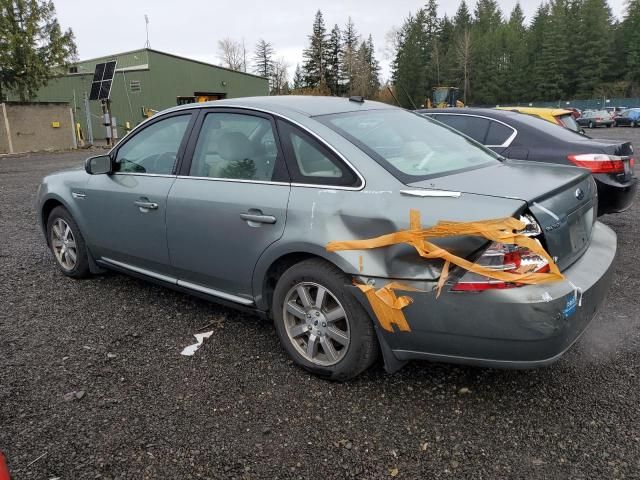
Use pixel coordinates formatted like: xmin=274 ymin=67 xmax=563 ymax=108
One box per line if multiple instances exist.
xmin=115 ymin=114 xmax=191 ymax=174
xmin=278 ymin=120 xmax=357 ymax=186
xmin=189 ymin=113 xmax=278 ymax=181
xmin=435 ymin=115 xmax=491 ymax=144
xmin=485 ymin=121 xmax=514 ymax=146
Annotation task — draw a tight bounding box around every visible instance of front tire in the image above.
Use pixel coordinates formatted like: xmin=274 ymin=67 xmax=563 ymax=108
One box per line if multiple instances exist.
xmin=272 ymin=259 xmax=378 ymax=381
xmin=46 ymin=206 xmax=91 ymax=278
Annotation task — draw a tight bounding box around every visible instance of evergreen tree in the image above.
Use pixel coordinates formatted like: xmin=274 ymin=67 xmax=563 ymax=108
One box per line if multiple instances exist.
xmin=292 ymin=63 xmax=304 ymax=90
xmin=326 ymin=24 xmax=341 ymax=95
xmin=392 ymin=10 xmax=429 ymax=108
xmin=340 ymin=17 xmax=359 ymax=95
xmin=472 ymin=0 xmax=504 ymax=104
xmin=501 ymin=3 xmax=528 ymax=102
xmin=622 ymin=0 xmax=640 ymax=92
xmin=575 ymin=0 xmax=613 ymax=96
xmin=0 ymin=0 xmax=77 ymax=101
xmin=302 ymin=10 xmax=328 ymax=88
xmin=252 ymin=39 xmax=274 ymax=82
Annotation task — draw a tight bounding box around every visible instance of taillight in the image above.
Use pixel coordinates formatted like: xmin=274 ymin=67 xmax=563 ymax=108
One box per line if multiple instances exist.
xmin=451 ymin=242 xmax=550 ymax=291
xmin=567 ymin=153 xmax=633 ymax=174
xmin=452 ymin=215 xmax=549 ymax=292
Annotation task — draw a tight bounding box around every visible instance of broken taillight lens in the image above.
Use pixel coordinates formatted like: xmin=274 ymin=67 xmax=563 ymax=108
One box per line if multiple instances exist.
xmin=451 ymin=215 xmax=548 ymax=292
xmin=451 ymin=242 xmax=550 ymax=292
xmin=567 ymin=153 xmax=634 ymax=174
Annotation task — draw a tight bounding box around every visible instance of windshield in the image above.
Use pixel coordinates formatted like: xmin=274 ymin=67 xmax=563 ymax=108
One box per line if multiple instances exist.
xmin=317 ymin=109 xmax=501 ymax=181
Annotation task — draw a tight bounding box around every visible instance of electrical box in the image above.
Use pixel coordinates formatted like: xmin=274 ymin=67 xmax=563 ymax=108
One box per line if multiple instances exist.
xmin=51 ymin=121 xmax=60 ymax=128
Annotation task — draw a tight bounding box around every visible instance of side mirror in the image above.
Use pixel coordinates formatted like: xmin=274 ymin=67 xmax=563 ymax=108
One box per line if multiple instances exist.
xmin=85 ymin=154 xmax=112 ymax=175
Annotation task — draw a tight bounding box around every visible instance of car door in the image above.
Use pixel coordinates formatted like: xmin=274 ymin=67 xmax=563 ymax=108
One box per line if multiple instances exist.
xmin=82 ymin=112 xmax=195 ymax=275
xmin=166 ymin=109 xmax=290 ymax=303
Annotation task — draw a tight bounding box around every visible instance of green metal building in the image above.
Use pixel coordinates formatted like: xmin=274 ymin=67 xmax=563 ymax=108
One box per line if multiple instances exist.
xmin=24 ymin=48 xmax=269 ymax=142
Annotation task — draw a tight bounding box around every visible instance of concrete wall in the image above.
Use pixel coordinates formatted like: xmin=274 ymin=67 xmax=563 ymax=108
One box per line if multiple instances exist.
xmin=0 ymin=103 xmax=76 ymax=154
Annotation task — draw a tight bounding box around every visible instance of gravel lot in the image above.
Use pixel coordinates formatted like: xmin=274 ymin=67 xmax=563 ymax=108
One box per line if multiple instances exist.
xmin=1 ymin=127 xmax=639 ymax=479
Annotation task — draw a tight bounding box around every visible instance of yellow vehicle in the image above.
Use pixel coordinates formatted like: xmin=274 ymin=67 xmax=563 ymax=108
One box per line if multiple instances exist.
xmin=496 ymin=107 xmax=580 ymax=132
xmin=426 ymin=86 xmax=464 ymax=108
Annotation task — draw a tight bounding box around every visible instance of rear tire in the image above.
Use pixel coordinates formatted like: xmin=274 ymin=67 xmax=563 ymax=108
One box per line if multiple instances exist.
xmin=46 ymin=206 xmax=91 ymax=279
xmin=589 ymin=121 xmax=594 ymax=128
xmin=272 ymin=258 xmax=378 ymax=381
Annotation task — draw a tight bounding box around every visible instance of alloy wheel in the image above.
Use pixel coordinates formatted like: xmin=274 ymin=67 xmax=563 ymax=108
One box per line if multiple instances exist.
xmin=282 ymin=282 xmax=351 ymax=366
xmin=50 ymin=218 xmax=78 ymax=271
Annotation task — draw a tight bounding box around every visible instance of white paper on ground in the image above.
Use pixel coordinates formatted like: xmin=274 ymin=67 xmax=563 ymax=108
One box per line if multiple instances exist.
xmin=180 ymin=331 xmax=214 ymax=356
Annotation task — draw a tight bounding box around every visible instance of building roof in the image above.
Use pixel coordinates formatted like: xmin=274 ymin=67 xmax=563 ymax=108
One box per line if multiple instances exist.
xmin=69 ymin=48 xmax=267 ymax=80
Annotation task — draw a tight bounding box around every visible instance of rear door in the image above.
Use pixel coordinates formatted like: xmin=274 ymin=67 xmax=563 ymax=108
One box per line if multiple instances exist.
xmin=166 ymin=109 xmax=290 ymax=303
xmin=83 ymin=112 xmax=195 ymax=275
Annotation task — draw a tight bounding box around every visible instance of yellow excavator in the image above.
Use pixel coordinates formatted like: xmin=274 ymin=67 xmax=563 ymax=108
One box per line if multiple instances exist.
xmin=426 ymin=86 xmax=464 ymax=108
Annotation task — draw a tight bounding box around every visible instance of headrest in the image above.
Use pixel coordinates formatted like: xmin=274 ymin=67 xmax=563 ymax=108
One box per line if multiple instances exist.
xmin=217 ymin=131 xmax=254 ymax=162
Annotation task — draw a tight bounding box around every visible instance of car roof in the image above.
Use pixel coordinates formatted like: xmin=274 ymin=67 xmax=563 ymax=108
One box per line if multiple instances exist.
xmin=496 ymin=106 xmax=572 ymax=116
xmin=418 ymin=107 xmax=525 ymax=120
xmin=163 ymin=95 xmax=397 ymax=118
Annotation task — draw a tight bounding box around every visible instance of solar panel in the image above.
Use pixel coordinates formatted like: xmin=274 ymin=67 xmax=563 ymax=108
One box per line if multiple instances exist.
xmin=89 ymin=60 xmax=117 ymax=100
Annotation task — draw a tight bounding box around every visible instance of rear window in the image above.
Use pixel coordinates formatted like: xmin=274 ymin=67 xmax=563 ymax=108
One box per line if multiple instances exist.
xmin=557 ymin=114 xmax=579 ymax=132
xmin=433 ymin=114 xmax=490 ymax=143
xmin=317 ymin=109 xmax=501 ymax=182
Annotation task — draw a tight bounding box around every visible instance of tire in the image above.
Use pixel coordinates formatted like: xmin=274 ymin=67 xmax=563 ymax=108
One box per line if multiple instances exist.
xmin=588 ymin=121 xmax=594 ymax=128
xmin=46 ymin=206 xmax=91 ymax=278
xmin=272 ymin=258 xmax=378 ymax=381
xmin=606 ymin=123 xmax=612 ymax=128
xmin=634 ymin=121 xmax=638 ymax=128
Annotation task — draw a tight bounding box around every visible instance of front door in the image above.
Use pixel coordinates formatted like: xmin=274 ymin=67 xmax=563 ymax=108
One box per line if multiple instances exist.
xmin=82 ymin=112 xmax=194 ymax=275
xmin=166 ymin=110 xmax=290 ymax=303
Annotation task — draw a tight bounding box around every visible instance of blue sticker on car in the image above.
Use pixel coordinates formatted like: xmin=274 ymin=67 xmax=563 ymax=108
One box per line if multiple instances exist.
xmin=563 ymin=295 xmax=577 ymax=318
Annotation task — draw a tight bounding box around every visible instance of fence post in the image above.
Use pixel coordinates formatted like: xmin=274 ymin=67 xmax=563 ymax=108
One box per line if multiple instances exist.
xmin=84 ymin=92 xmax=94 ymax=145
xmin=1 ymin=103 xmax=14 ymax=154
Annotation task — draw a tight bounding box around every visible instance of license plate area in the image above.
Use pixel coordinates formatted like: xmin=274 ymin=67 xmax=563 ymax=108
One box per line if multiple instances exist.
xmin=569 ymin=204 xmax=594 ymax=254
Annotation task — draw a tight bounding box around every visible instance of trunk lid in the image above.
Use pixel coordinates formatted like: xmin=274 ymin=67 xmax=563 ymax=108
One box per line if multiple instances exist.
xmin=408 ymin=160 xmax=597 ymax=270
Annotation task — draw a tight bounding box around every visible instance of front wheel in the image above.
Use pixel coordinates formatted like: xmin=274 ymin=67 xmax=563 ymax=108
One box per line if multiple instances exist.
xmin=272 ymin=259 xmax=378 ymax=381
xmin=46 ymin=206 xmax=91 ymax=278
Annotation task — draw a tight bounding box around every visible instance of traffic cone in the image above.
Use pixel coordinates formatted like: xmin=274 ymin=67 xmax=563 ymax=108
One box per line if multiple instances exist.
xmin=0 ymin=451 xmax=10 ymax=480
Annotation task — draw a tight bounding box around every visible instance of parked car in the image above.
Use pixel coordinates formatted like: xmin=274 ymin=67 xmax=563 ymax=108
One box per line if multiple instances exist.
xmin=420 ymin=108 xmax=636 ymax=214
xmin=614 ymin=108 xmax=640 ymax=127
xmin=577 ymin=110 xmax=615 ymax=128
xmin=497 ymin=107 xmax=581 ymax=132
xmin=37 ymin=97 xmax=617 ymax=380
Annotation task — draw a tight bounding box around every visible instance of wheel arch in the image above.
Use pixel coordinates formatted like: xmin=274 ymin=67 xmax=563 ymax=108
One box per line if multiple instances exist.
xmin=254 ymin=246 xmax=357 ymax=314
xmin=41 ymin=196 xmax=69 ymax=245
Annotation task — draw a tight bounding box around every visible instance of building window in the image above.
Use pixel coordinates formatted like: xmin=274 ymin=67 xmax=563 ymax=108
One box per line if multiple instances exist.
xmin=130 ymin=80 xmax=142 ymax=92
xmin=69 ymin=66 xmax=78 ymax=74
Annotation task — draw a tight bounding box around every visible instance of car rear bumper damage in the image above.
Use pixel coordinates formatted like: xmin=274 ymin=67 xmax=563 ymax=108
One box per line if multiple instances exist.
xmin=352 ymin=221 xmax=617 ymax=370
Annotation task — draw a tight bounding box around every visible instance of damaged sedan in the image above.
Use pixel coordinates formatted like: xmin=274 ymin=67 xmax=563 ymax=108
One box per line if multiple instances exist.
xmin=36 ymin=96 xmax=616 ymax=380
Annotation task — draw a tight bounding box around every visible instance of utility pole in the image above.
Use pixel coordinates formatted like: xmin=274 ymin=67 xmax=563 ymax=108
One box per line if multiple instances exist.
xmin=144 ymin=15 xmax=151 ymax=48
xmin=84 ymin=92 xmax=93 ymax=145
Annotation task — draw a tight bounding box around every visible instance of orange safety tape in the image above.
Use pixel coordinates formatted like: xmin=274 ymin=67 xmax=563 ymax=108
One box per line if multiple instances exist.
xmin=328 ymin=210 xmax=566 ymax=332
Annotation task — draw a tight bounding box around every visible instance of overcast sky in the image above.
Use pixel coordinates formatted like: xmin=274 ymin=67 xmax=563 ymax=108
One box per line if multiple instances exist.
xmin=53 ymin=0 xmax=627 ymax=81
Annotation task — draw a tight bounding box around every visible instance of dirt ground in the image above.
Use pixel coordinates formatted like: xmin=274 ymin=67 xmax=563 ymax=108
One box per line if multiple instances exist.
xmin=1 ymin=127 xmax=639 ymax=479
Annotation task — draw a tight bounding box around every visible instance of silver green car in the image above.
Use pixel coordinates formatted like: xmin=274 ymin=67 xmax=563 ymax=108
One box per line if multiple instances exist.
xmin=36 ymin=96 xmax=616 ymax=380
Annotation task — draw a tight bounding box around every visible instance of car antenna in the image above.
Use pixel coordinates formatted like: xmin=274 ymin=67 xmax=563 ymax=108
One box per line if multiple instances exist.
xmin=387 ymin=86 xmax=401 ymax=107
xmin=398 ymin=84 xmax=418 ymax=110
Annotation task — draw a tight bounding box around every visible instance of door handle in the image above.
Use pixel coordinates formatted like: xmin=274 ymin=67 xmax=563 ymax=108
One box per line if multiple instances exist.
xmin=240 ymin=213 xmax=277 ymax=224
xmin=134 ymin=200 xmax=158 ymax=210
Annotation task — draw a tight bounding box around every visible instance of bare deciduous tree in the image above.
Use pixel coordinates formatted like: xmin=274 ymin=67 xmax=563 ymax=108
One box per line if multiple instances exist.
xmin=217 ymin=38 xmax=245 ymax=72
xmin=271 ymin=57 xmax=290 ymax=95
xmin=456 ymin=29 xmax=472 ymax=104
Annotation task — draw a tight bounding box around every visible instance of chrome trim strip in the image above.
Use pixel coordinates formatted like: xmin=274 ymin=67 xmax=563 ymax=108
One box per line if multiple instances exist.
xmin=400 ymin=189 xmax=461 ymax=198
xmin=118 ymin=104 xmax=366 ymax=191
xmin=176 ymin=175 xmax=290 ymax=187
xmin=101 ymin=257 xmax=254 ymax=306
xmin=431 ymin=113 xmax=518 ymax=148
xmin=71 ymin=191 xmax=86 ymax=199
xmin=101 ymin=257 xmax=177 ymax=283
xmin=112 ymin=172 xmax=177 ymax=178
xmin=176 ymin=280 xmax=254 ymax=305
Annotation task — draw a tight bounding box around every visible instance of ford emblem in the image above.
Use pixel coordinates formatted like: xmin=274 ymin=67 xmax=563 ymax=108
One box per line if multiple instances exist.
xmin=575 ymin=188 xmax=584 ymax=200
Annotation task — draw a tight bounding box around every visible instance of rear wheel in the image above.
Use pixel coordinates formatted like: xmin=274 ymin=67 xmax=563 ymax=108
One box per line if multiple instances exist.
xmin=634 ymin=121 xmax=638 ymax=128
xmin=606 ymin=123 xmax=612 ymax=128
xmin=589 ymin=121 xmax=594 ymax=128
xmin=46 ymin=206 xmax=91 ymax=278
xmin=272 ymin=259 xmax=378 ymax=381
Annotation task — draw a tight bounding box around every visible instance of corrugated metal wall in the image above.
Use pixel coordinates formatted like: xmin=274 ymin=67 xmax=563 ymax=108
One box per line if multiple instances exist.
xmin=14 ymin=49 xmax=268 ymax=143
